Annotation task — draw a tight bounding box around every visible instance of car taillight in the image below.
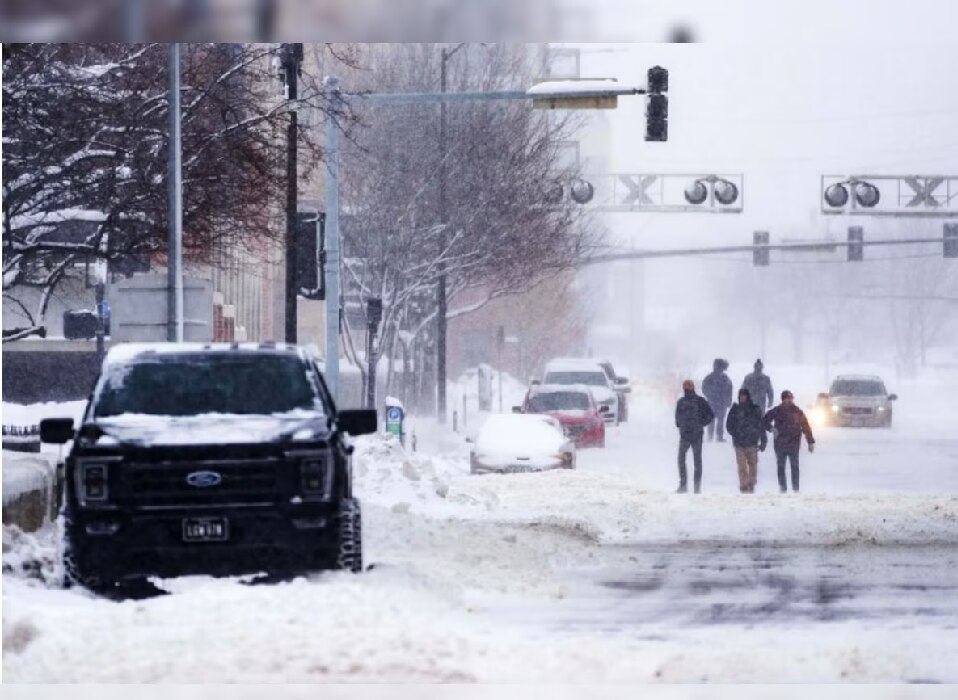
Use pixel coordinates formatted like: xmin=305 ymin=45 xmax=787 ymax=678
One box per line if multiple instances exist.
xmin=81 ymin=463 xmax=109 ymax=502
xmin=300 ymin=456 xmax=328 ymax=495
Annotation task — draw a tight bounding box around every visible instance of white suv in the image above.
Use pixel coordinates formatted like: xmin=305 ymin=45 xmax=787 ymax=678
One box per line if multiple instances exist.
xmin=542 ymin=358 xmax=620 ymax=425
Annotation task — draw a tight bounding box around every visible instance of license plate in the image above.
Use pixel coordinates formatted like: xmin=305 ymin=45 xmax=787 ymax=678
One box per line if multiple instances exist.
xmin=182 ymin=517 xmax=229 ymax=542
xmin=505 ymin=464 xmax=534 ymax=473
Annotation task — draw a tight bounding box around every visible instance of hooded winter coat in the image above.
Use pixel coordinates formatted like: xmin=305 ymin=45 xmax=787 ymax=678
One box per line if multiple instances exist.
xmin=725 ymin=390 xmax=768 ymax=450
xmin=675 ymin=389 xmax=715 ymax=439
xmin=703 ymin=359 xmax=733 ymax=410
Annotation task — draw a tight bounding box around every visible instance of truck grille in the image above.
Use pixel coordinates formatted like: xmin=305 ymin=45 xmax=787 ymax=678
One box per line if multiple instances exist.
xmin=118 ymin=459 xmax=285 ymax=508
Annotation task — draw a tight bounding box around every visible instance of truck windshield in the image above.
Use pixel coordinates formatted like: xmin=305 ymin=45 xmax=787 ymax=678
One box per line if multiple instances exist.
xmin=94 ymin=354 xmax=321 ymax=418
xmin=830 ymin=379 xmax=886 ymax=397
xmin=528 ymin=392 xmax=591 ymax=412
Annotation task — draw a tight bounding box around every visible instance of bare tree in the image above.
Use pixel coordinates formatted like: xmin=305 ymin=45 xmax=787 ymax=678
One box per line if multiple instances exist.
xmin=2 ymin=42 xmax=357 ymax=340
xmin=331 ymin=43 xmax=600 ymax=403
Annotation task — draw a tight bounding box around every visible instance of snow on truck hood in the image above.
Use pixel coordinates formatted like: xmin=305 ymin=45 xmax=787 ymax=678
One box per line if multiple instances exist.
xmin=91 ymin=410 xmax=328 ymax=447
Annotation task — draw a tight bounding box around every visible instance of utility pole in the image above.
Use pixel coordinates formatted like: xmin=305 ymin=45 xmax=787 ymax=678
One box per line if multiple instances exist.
xmin=323 ymin=76 xmax=342 ymax=400
xmin=436 ymin=47 xmax=452 ymax=423
xmin=167 ymin=43 xmax=184 ymax=342
xmin=282 ymin=42 xmax=303 ymax=344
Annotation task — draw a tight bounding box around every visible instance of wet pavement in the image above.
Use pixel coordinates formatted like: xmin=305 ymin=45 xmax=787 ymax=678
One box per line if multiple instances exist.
xmin=487 ymin=543 xmax=958 ymax=635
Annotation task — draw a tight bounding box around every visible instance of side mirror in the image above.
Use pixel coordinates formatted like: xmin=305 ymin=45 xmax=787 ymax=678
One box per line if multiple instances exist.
xmin=512 ymin=406 xmax=523 ymax=414
xmin=614 ymin=376 xmax=629 ymax=386
xmin=40 ymin=418 xmax=75 ymax=444
xmin=598 ymin=405 xmax=610 ymax=414
xmin=465 ymin=436 xmax=474 ymax=443
xmin=337 ymin=409 xmax=377 ymax=436
xmin=530 ymin=379 xmax=541 ymax=386
xmin=888 ymin=394 xmax=898 ymax=401
xmin=817 ymin=393 xmax=830 ymax=401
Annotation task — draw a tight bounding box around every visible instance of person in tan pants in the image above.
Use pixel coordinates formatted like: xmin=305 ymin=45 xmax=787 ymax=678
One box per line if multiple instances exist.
xmin=725 ymin=388 xmax=768 ymax=493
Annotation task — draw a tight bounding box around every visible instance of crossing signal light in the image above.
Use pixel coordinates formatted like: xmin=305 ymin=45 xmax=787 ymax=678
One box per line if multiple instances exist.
xmin=847 ymin=226 xmax=864 ymax=262
xmin=945 ymin=223 xmax=958 ymax=259
xmin=645 ymin=66 xmax=668 ymax=142
xmin=753 ymin=231 xmax=769 ymax=267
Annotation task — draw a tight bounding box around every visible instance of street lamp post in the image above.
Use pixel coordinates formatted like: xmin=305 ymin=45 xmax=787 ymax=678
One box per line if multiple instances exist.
xmin=167 ymin=43 xmax=184 ymax=343
xmin=436 ymin=44 xmax=468 ymax=424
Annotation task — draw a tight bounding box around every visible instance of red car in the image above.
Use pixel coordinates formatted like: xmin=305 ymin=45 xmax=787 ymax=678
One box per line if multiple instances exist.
xmin=518 ymin=384 xmax=607 ymax=448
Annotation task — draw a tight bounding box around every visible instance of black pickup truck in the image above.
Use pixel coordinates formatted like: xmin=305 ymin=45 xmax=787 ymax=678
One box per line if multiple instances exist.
xmin=40 ymin=343 xmax=376 ymax=592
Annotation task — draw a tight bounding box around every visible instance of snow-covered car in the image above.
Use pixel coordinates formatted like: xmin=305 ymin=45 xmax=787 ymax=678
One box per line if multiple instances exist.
xmin=519 ymin=384 xmax=606 ymax=448
xmin=470 ymin=413 xmax=575 ymax=474
xmin=39 ymin=343 xmax=377 ymax=592
xmin=818 ymin=375 xmax=898 ymax=428
xmin=541 ymin=358 xmax=620 ymax=424
xmin=598 ymin=359 xmax=631 ymax=423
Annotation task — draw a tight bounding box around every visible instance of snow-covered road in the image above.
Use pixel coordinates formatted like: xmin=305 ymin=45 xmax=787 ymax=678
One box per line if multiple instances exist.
xmin=4 ymin=376 xmax=958 ymax=682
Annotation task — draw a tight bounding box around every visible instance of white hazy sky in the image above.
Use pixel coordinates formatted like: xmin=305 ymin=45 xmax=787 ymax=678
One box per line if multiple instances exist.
xmin=564 ymin=0 xmax=958 ymax=247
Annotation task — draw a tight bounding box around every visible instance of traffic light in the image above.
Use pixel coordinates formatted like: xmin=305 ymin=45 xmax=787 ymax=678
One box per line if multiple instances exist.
xmin=945 ymin=223 xmax=958 ymax=259
xmin=753 ymin=231 xmax=769 ymax=267
xmin=847 ymin=226 xmax=864 ymax=262
xmin=645 ymin=66 xmax=668 ymax=142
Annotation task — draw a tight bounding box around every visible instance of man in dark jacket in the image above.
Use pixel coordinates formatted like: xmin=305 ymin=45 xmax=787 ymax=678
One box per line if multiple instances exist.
xmin=742 ymin=359 xmax=775 ymax=413
xmin=763 ymin=390 xmax=815 ymax=493
xmin=674 ymin=379 xmax=715 ymax=494
xmin=725 ymin=388 xmax=767 ymax=493
xmin=702 ymin=358 xmax=733 ymax=442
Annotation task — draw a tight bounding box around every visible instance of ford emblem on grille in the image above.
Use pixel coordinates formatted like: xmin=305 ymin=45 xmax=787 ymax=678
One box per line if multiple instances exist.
xmin=186 ymin=470 xmax=223 ymax=488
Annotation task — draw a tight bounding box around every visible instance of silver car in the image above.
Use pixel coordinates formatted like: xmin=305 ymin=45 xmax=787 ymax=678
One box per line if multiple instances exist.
xmin=819 ymin=375 xmax=898 ymax=428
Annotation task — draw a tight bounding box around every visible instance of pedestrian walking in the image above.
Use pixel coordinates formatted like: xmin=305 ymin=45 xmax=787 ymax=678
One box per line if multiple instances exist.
xmin=725 ymin=388 xmax=767 ymax=493
xmin=741 ymin=359 xmax=775 ymax=412
xmin=702 ymin=358 xmax=733 ymax=442
xmin=674 ymin=379 xmax=715 ymax=494
xmin=763 ymin=390 xmax=815 ymax=493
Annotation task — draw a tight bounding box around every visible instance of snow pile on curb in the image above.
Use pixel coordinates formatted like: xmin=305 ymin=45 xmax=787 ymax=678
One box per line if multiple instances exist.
xmin=353 ymin=434 xmax=497 ymax=514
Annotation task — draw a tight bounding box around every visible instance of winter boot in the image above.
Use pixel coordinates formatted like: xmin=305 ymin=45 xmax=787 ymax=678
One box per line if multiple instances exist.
xmin=676 ymin=484 xmax=688 ymax=494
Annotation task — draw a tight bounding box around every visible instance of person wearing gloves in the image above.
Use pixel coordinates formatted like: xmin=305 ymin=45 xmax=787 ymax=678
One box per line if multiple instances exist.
xmin=725 ymin=387 xmax=767 ymax=493
xmin=763 ymin=390 xmax=816 ymax=493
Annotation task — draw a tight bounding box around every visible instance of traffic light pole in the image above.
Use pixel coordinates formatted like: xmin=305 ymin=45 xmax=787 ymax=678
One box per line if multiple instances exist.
xmin=283 ymin=43 xmax=303 ymax=344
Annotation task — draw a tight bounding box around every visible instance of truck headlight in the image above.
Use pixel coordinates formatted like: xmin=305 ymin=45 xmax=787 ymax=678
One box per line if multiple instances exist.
xmin=299 ymin=455 xmax=330 ymax=495
xmin=80 ymin=462 xmax=109 ymax=503
xmin=831 ymin=404 xmax=840 ymax=413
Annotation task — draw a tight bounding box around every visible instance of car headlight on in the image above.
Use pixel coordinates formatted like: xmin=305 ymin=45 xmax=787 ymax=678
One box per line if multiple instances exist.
xmin=877 ymin=406 xmax=886 ymax=412
xmin=831 ymin=404 xmax=840 ymax=413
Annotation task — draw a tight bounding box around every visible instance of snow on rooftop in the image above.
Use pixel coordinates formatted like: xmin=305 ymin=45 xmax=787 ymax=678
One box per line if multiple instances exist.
xmin=105 ymin=342 xmax=301 ymax=364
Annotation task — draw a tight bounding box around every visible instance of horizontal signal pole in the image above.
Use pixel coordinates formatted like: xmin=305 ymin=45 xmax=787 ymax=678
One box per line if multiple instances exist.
xmin=583 ymin=236 xmax=948 ymax=266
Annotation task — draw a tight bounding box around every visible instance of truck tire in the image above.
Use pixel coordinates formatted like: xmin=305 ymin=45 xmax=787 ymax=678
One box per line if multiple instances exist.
xmin=335 ymin=498 xmax=363 ymax=573
xmin=61 ymin=519 xmax=114 ymax=593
